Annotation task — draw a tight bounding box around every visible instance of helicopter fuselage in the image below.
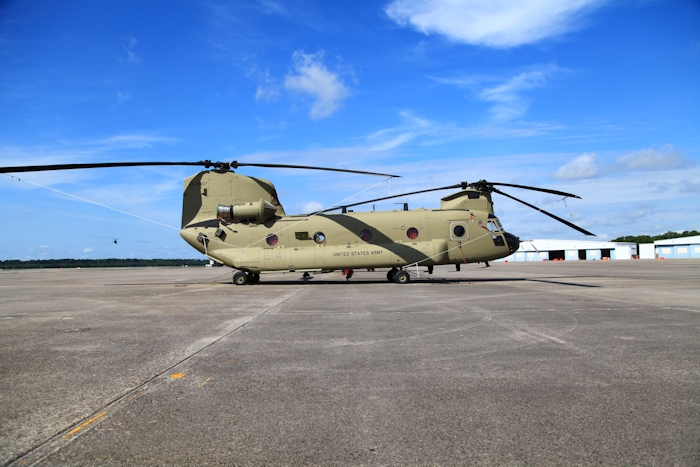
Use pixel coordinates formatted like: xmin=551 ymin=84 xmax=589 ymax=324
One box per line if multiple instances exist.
xmin=178 ymin=170 xmax=519 ymax=274
xmin=181 ymin=209 xmax=518 ymax=273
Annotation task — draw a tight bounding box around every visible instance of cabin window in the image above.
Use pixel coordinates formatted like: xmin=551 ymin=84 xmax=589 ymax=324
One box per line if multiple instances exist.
xmin=266 ymin=234 xmax=279 ymax=246
xmin=313 ymin=232 xmax=326 ymax=244
xmin=492 ymin=235 xmax=505 ymax=247
xmin=407 ymin=227 xmax=419 ymax=240
xmin=487 ymin=221 xmax=500 ymax=232
xmin=453 ymin=225 xmax=466 ymax=237
xmin=359 ymin=229 xmax=372 ymax=242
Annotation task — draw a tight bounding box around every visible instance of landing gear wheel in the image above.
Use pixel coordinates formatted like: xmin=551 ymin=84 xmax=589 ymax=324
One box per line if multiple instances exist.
xmin=247 ymin=272 xmax=260 ymax=284
xmin=393 ymin=270 xmax=410 ymax=284
xmin=233 ymin=271 xmax=248 ymax=286
xmin=387 ymin=269 xmax=397 ymax=282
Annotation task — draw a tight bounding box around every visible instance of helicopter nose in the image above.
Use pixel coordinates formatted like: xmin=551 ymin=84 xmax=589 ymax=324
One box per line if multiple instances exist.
xmin=504 ymin=232 xmax=520 ymax=254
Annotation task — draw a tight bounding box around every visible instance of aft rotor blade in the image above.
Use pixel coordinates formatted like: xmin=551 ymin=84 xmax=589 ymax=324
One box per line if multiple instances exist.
xmin=492 ymin=187 xmax=595 ymax=236
xmin=0 ymin=161 xmax=217 ymax=174
xmin=231 ymin=161 xmax=400 ymax=178
xmin=486 ymin=182 xmax=581 ymax=199
xmin=312 ymin=183 xmax=463 ymax=214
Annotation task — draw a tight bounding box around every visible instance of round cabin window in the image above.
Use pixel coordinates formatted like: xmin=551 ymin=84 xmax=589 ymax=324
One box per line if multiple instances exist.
xmin=266 ymin=234 xmax=279 ymax=246
xmin=313 ymin=232 xmax=326 ymax=244
xmin=453 ymin=225 xmax=466 ymax=237
xmin=407 ymin=227 xmax=419 ymax=240
xmin=359 ymin=229 xmax=372 ymax=242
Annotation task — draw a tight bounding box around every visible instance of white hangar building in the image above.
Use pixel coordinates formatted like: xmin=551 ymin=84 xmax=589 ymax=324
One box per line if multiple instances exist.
xmin=499 ymin=239 xmax=638 ymax=262
xmin=639 ymin=235 xmax=700 ymax=259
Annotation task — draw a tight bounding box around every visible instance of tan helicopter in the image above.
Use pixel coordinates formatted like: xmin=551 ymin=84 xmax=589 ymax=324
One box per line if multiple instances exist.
xmin=0 ymin=160 xmax=593 ymax=284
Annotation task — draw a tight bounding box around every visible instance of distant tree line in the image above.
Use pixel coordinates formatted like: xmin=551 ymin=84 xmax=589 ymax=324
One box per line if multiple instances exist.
xmin=0 ymin=259 xmax=210 ymax=269
xmin=612 ymin=230 xmax=699 ymax=244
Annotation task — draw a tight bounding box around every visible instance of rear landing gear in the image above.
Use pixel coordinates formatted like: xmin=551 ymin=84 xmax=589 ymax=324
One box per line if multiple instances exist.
xmin=233 ymin=271 xmax=259 ymax=285
xmin=233 ymin=270 xmax=247 ymax=286
xmin=387 ymin=268 xmax=398 ymax=282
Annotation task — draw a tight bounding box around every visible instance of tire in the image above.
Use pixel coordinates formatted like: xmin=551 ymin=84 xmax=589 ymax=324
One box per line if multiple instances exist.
xmin=393 ymin=270 xmax=410 ymax=284
xmin=233 ymin=271 xmax=248 ymax=286
xmin=247 ymin=272 xmax=260 ymax=284
xmin=387 ymin=269 xmax=397 ymax=282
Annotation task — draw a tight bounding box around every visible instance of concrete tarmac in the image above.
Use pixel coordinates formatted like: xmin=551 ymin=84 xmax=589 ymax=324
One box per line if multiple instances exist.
xmin=1 ymin=260 xmax=698 ymax=466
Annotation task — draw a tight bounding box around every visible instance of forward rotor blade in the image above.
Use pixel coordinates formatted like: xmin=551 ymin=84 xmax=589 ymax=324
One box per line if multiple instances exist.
xmin=0 ymin=161 xmax=217 ymax=174
xmin=484 ymin=181 xmax=581 ymax=199
xmin=311 ymin=183 xmax=463 ymax=214
xmin=492 ymin=187 xmax=595 ymax=236
xmin=0 ymin=160 xmax=400 ymax=178
xmin=231 ymin=161 xmax=399 ymax=178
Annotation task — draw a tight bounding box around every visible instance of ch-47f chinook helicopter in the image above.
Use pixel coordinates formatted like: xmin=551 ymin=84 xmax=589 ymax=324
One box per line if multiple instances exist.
xmin=0 ymin=160 xmax=594 ymax=284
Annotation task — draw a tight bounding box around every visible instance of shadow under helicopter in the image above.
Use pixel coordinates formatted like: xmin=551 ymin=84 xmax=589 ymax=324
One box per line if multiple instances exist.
xmin=219 ymin=276 xmax=601 ymax=288
xmin=103 ymin=275 xmax=600 ymax=288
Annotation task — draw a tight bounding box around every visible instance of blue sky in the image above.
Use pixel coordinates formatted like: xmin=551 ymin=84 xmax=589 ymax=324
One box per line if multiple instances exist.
xmin=1 ymin=0 xmax=699 ymax=260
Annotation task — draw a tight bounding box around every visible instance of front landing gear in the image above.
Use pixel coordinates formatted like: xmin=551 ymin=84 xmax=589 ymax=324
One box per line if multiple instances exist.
xmin=387 ymin=268 xmax=410 ymax=284
xmin=392 ymin=270 xmax=410 ymax=284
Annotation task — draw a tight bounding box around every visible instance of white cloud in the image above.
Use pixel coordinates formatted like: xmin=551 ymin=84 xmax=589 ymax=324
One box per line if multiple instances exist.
xmin=39 ymin=245 xmax=50 ymax=249
xmin=94 ymin=133 xmax=179 ymax=149
xmin=300 ymin=201 xmax=324 ymax=213
xmin=83 ymin=248 xmax=93 ymax=253
xmin=116 ymin=91 xmax=131 ymax=104
xmin=434 ymin=65 xmax=565 ymax=121
xmin=251 ymin=67 xmax=281 ymax=102
xmin=366 ymin=110 xmax=435 ymax=150
xmin=680 ymin=180 xmax=700 ymax=193
xmin=255 ymin=85 xmax=280 ymax=102
xmin=479 ymin=69 xmax=550 ymax=120
xmin=123 ymin=37 xmax=141 ymax=63
xmin=553 ymin=153 xmax=600 ymax=180
xmin=685 ymin=40 xmax=700 ymax=57
xmin=258 ymin=0 xmax=286 ymax=16
xmin=285 ymin=51 xmax=350 ymax=120
xmin=614 ymin=145 xmax=688 ymax=171
xmin=385 ymin=0 xmax=605 ymax=48
xmin=553 ymin=145 xmax=693 ymax=181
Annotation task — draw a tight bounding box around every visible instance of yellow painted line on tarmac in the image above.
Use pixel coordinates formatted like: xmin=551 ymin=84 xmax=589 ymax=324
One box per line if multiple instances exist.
xmin=62 ymin=411 xmax=107 ymax=438
xmin=198 ymin=377 xmax=212 ymax=388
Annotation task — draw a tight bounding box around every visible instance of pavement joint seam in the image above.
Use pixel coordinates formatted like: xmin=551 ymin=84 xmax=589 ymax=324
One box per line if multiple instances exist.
xmin=4 ymin=283 xmax=312 ymax=467
xmin=505 ymin=282 xmax=700 ymax=314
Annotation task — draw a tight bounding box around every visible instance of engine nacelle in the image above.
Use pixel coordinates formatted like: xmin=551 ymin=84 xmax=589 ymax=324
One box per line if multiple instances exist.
xmin=217 ymin=199 xmax=277 ymax=223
